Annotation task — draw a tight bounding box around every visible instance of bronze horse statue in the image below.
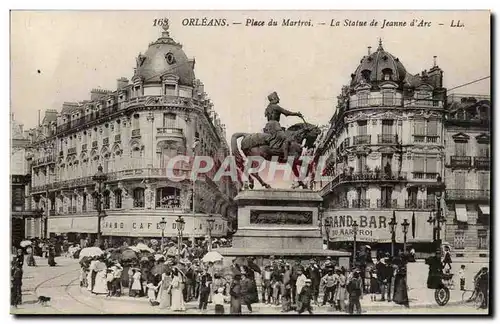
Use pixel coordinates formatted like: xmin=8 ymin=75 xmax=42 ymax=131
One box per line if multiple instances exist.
xmin=231 ymin=122 xmax=321 ymax=189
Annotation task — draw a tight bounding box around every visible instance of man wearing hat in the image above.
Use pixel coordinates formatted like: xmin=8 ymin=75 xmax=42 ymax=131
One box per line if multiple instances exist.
xmin=306 ymin=259 xmax=321 ymax=304
xmin=264 ymin=91 xmax=303 ymax=160
xmin=297 ymin=279 xmax=314 ymax=314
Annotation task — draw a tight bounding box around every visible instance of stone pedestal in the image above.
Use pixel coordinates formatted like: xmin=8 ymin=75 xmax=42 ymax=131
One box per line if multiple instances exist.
xmin=216 ymin=189 xmax=350 ymax=265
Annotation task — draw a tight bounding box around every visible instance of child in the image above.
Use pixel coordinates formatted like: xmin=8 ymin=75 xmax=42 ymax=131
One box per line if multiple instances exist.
xmin=459 ymin=265 xmax=466 ymax=291
xmin=369 ymin=268 xmax=379 ymax=301
xmin=106 ymin=269 xmax=114 ymax=297
xmin=297 ymin=279 xmax=313 ymax=314
xmin=147 ymin=282 xmax=160 ymax=306
xmin=213 ymin=287 xmax=227 ymax=314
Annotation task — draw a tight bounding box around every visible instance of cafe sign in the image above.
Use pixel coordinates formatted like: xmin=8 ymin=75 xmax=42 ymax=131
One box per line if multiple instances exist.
xmin=324 ymin=210 xmax=434 ymax=243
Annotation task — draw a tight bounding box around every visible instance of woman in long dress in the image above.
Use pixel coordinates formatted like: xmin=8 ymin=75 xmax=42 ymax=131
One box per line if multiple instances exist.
xmin=93 ymin=268 xmax=109 ymax=295
xmin=130 ymin=269 xmax=142 ymax=297
xmin=334 ymin=268 xmax=347 ymax=312
xmin=170 ymin=268 xmax=186 ymax=311
xmin=158 ymin=271 xmax=173 ymax=309
xmin=393 ymin=265 xmax=409 ymax=307
xmin=87 ymin=258 xmax=97 ymax=292
xmin=230 ymin=274 xmax=242 ymax=314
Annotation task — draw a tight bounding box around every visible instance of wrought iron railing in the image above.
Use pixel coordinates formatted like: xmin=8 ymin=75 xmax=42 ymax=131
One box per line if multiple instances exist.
xmin=377 ymin=199 xmax=398 ymax=208
xmin=474 ymin=156 xmax=490 ymax=170
xmin=450 ymin=156 xmax=472 ymax=168
xmin=405 ymin=199 xmax=437 ymax=209
xmin=446 ymin=189 xmax=490 ymax=201
xmin=378 ymin=134 xmax=398 ymax=144
xmin=353 ymin=135 xmax=371 ymax=145
xmin=351 ymin=199 xmax=371 ymax=208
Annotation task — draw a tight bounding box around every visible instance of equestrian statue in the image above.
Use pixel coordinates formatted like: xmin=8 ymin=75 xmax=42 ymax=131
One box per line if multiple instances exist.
xmin=231 ymin=91 xmax=321 ymax=189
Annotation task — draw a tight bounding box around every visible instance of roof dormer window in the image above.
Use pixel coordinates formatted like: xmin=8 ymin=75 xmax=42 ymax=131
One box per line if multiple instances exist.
xmin=361 ymin=70 xmax=371 ymax=82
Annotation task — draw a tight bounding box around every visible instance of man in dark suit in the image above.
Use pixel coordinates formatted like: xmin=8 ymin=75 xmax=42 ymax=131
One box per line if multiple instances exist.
xmin=306 ymin=259 xmax=321 ymax=304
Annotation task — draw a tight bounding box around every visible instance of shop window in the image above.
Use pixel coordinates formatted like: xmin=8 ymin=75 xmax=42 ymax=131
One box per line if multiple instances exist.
xmin=133 ymin=188 xmax=145 ymax=208
xmin=478 ymin=229 xmax=488 ymax=249
xmin=156 ymin=187 xmax=181 ymax=208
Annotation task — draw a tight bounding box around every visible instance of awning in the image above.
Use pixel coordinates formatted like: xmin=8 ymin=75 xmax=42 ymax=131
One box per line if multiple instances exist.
xmin=479 ymin=205 xmax=490 ymax=215
xmin=455 ymin=204 xmax=468 ymax=223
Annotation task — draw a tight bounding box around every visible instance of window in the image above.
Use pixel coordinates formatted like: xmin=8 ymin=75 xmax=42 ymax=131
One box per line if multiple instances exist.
xmin=358 ymin=93 xmax=368 ymax=107
xmin=427 ymin=120 xmax=438 ymax=136
xmin=413 ymin=120 xmax=426 ymax=142
xmin=357 ymin=120 xmax=367 ymax=135
xmin=478 ymin=229 xmax=488 ymax=249
xmin=156 ymin=187 xmax=181 ymax=208
xmin=132 ymin=114 xmax=140 ymax=130
xmin=425 ymin=157 xmax=437 ymax=174
xmin=382 ymin=120 xmax=394 ymax=134
xmin=455 ymin=142 xmax=467 ymax=156
xmin=382 ymin=154 xmax=392 ymax=174
xmin=454 ymin=230 xmax=465 ymax=249
xmin=478 ymin=143 xmax=489 ymax=157
xmin=455 ymin=172 xmax=466 ymax=189
xmin=413 ymin=156 xmax=425 ymax=173
xmin=381 ymin=187 xmax=393 ymax=207
xmin=165 ymin=84 xmax=176 ymax=96
xmin=478 ymin=172 xmax=490 ymax=189
xmin=357 ymin=154 xmax=367 ymax=172
xmin=163 ymin=113 xmax=176 ymax=128
xmin=102 ymin=191 xmax=110 ymax=209
xmin=114 ymin=190 xmax=122 ymax=209
xmin=82 ymin=194 xmax=87 ymax=211
xmin=133 ymin=188 xmax=145 ymax=208
xmin=382 ymin=92 xmax=394 ymax=106
xmin=356 ymin=187 xmax=366 ymax=200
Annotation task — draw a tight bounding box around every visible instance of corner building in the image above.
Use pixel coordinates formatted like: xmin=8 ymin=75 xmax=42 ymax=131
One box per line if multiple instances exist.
xmin=316 ymin=42 xmax=446 ymax=253
xmin=27 ymin=28 xmax=238 ymax=245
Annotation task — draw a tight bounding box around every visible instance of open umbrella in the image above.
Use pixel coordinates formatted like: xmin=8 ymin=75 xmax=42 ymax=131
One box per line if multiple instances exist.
xmin=121 ymin=249 xmax=138 ymax=262
xmin=20 ymin=240 xmax=32 ymax=248
xmin=79 ymin=256 xmax=91 ymax=267
xmin=127 ymin=246 xmax=141 ymax=253
xmin=79 ymin=247 xmax=104 ymax=260
xmin=202 ymin=251 xmax=223 ymax=263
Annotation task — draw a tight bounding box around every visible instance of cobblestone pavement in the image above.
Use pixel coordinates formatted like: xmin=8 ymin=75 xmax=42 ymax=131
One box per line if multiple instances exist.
xmin=11 ymin=257 xmax=489 ymax=315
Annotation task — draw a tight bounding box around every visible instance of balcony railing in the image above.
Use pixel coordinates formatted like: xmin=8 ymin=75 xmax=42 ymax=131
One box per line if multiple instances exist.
xmin=446 ymin=189 xmax=490 ymax=201
xmin=133 ymin=200 xmax=145 ymax=208
xmin=157 ymin=127 xmax=184 ymax=136
xmin=32 ymin=154 xmax=57 ymax=167
xmin=474 ymin=156 xmax=490 ymax=170
xmin=405 ymin=199 xmax=437 ymax=209
xmin=412 ymin=172 xmax=438 ymax=180
xmin=132 ymin=129 xmax=141 ymax=138
xmin=450 ymin=156 xmax=472 ymax=168
xmin=348 ymin=96 xmax=443 ymax=109
xmin=352 ymin=199 xmax=371 ymax=208
xmin=68 ymin=147 xmax=77 ymax=155
xmin=377 ymin=199 xmax=398 ymax=208
xmin=353 ymin=135 xmax=371 ymax=145
xmin=378 ymin=134 xmax=398 ymax=144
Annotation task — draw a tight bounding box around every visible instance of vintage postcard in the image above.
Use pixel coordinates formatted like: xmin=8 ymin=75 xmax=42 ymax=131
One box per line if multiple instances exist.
xmin=10 ymin=10 xmax=490 ymax=315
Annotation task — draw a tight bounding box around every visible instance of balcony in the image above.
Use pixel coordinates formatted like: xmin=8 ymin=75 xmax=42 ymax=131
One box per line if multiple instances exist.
xmin=377 ymin=199 xmax=398 ymax=208
xmin=105 ymin=166 xmax=191 ymax=182
xmin=450 ymin=156 xmax=472 ymax=168
xmin=474 ymin=156 xmax=490 ymax=170
xmin=405 ymin=199 xmax=437 ymax=210
xmin=378 ymin=134 xmax=398 ymax=144
xmin=68 ymin=206 xmax=77 ymax=214
xmin=133 ymin=200 xmax=145 ymax=208
xmin=103 ymin=137 xmax=109 ymax=146
xmin=114 ymin=134 xmax=121 ymax=143
xmin=92 ymin=141 xmax=98 ymax=148
xmin=32 ymin=154 xmax=57 ymax=167
xmin=412 ymin=172 xmax=438 ymax=180
xmin=353 ymin=135 xmax=371 ymax=145
xmin=157 ymin=127 xmax=184 ymax=136
xmin=131 ymin=129 xmax=141 ymax=138
xmin=352 ymin=199 xmax=371 ymax=208
xmin=68 ymin=147 xmax=77 ymax=155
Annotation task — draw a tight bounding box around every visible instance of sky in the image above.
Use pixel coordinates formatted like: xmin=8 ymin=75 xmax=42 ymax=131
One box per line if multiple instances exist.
xmin=11 ymin=11 xmax=490 ymax=138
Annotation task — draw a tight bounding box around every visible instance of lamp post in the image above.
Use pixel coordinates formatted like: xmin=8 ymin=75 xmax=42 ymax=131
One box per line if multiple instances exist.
xmin=159 ymin=217 xmax=167 ymax=253
xmin=207 ymin=217 xmax=215 ymax=251
xmin=352 ymin=220 xmax=358 ymax=268
xmin=92 ymin=165 xmax=107 ymax=246
xmin=324 ymin=217 xmax=332 ymax=250
xmin=401 ymin=218 xmax=410 ymax=253
xmin=427 ymin=175 xmax=446 ymax=253
xmin=388 ymin=212 xmax=397 ymax=257
xmin=175 ymin=215 xmax=185 ymax=261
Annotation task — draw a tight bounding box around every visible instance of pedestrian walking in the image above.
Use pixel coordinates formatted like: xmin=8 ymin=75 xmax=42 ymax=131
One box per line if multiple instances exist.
xmin=199 ymin=269 xmax=211 ymax=310
xmin=297 ymin=279 xmax=313 ymax=314
xmin=158 ymin=271 xmax=172 ymax=309
xmin=369 ymin=268 xmax=379 ymax=301
xmin=320 ymin=269 xmax=337 ymax=306
xmin=334 ymin=267 xmax=347 ymax=312
xmin=10 ymin=261 xmax=23 ymax=307
xmin=347 ymin=270 xmax=362 ymax=314
xmin=442 ymin=246 xmax=452 ymax=271
xmin=230 ymin=274 xmax=242 ymax=314
xmin=240 ymin=273 xmax=255 ymax=313
xmin=213 ymin=287 xmax=227 ymax=314
xmin=459 ymin=265 xmax=466 ymax=291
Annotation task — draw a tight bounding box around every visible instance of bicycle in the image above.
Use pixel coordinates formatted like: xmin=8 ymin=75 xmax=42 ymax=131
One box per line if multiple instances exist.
xmin=462 ymin=289 xmax=486 ymax=309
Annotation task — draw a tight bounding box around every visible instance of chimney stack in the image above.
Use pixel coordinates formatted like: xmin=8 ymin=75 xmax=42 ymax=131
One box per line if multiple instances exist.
xmin=433 ymin=56 xmax=437 ymax=67
xmin=368 ymin=46 xmax=372 ymax=55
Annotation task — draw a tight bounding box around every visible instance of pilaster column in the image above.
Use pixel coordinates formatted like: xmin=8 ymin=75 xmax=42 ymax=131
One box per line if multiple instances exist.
xmin=146 ymin=112 xmax=155 ymax=169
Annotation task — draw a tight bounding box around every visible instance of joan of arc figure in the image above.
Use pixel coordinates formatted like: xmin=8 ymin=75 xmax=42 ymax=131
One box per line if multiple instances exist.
xmin=263 ymin=92 xmax=303 ymax=160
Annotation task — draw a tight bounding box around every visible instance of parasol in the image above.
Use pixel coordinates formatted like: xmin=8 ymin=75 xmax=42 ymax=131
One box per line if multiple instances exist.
xmin=121 ymin=249 xmax=138 ymax=262
xmin=135 ymin=243 xmax=155 ymax=253
xmin=202 ymin=251 xmax=224 ymax=263
xmin=94 ymin=261 xmax=107 ymax=272
xmin=20 ymin=240 xmax=32 ymax=248
xmin=127 ymin=246 xmax=141 ymax=253
xmin=152 ymin=263 xmax=170 ymax=275
xmin=79 ymin=247 xmax=104 ymax=260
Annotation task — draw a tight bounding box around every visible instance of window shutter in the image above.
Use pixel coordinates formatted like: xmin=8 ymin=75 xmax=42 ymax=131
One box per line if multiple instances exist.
xmin=427 ymin=120 xmax=438 ymax=136
xmin=426 ymin=157 xmax=437 ymax=173
xmin=413 ymin=156 xmax=425 ymax=172
xmin=413 ymin=120 xmax=426 ymax=136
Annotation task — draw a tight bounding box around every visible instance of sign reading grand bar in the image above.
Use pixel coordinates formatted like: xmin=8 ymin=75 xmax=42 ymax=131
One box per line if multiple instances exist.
xmin=324 ymin=210 xmax=435 ymax=243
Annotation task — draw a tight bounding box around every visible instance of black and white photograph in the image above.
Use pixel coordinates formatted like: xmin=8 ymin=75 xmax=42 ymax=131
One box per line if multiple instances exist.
xmin=9 ymin=10 xmax=491 ymax=315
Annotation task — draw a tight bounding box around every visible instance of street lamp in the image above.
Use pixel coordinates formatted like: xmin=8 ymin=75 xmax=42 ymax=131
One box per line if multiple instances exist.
xmin=175 ymin=215 xmax=185 ymax=261
xmin=159 ymin=217 xmax=167 ymax=253
xmin=388 ymin=212 xmax=397 ymax=257
xmin=92 ymin=165 xmax=107 ymax=246
xmin=352 ymin=220 xmax=358 ymax=268
xmin=401 ymin=218 xmax=410 ymax=253
xmin=207 ymin=217 xmax=215 ymax=251
xmin=428 ymin=175 xmax=446 ymax=252
xmin=324 ymin=216 xmax=332 ymax=250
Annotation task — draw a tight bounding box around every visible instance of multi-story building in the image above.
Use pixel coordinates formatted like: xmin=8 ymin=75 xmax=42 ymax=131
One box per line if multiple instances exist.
xmin=26 ymin=26 xmax=238 ymax=245
xmin=316 ymin=41 xmax=447 ymax=252
xmin=443 ymin=94 xmax=491 ymax=256
xmin=11 ymin=114 xmax=36 ymax=246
